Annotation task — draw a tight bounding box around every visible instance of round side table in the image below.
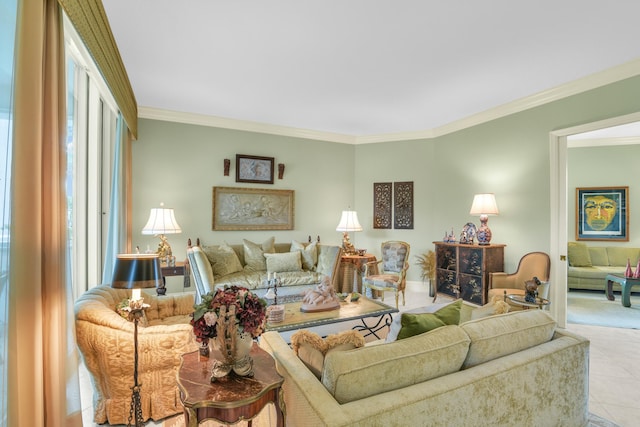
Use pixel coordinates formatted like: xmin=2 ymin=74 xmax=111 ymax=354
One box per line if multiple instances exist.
xmin=506 ymin=294 xmax=550 ymax=310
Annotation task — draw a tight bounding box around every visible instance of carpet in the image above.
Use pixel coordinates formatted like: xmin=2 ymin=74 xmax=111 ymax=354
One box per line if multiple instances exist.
xmin=567 ymin=290 xmax=640 ymax=329
xmin=155 ymin=411 xmax=619 ymax=426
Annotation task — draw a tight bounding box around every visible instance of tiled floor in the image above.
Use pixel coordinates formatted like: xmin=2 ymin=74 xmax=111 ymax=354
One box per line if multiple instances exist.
xmin=80 ymin=283 xmax=639 ymax=426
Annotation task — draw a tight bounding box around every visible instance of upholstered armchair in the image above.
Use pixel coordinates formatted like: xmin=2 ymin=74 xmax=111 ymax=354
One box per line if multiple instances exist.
xmin=488 ymin=252 xmax=551 ymax=306
xmin=363 ymin=241 xmax=410 ymax=308
xmin=75 ymin=285 xmax=198 ymax=424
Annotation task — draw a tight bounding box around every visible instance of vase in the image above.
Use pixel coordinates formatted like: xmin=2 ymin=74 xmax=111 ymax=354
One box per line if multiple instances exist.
xmin=635 ymin=259 xmax=640 ymax=279
xmin=199 ymin=340 xmax=210 ymax=357
xmin=210 ymin=305 xmax=255 ymax=381
xmin=625 ymin=258 xmax=633 ymax=278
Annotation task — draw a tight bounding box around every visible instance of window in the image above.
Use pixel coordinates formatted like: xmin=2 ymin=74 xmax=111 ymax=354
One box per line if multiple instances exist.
xmin=64 ymin=16 xmax=119 ymax=298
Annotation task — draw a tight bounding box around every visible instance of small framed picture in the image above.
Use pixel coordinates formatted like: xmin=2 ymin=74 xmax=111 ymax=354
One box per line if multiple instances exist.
xmin=576 ymin=186 xmax=628 ymax=241
xmin=236 ymin=154 xmax=274 ymax=184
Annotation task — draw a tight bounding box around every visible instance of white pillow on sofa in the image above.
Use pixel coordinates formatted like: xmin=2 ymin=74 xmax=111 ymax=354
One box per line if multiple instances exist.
xmin=265 ymin=251 xmax=302 ymax=273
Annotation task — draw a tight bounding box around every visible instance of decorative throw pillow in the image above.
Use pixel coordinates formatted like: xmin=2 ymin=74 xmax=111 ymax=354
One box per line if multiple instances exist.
xmin=470 ymin=295 xmax=511 ymax=320
xmin=567 ymin=242 xmax=592 ymax=267
xmin=243 ymin=237 xmax=275 ymax=271
xmin=204 ymin=242 xmax=243 ymax=277
xmin=386 ymin=299 xmax=461 ymax=342
xmin=290 ymin=240 xmax=318 ymax=271
xmin=264 ymin=251 xmax=302 ymax=273
xmin=396 ymin=299 xmax=462 ymax=340
xmin=291 ymin=330 xmax=365 ymax=379
xmin=588 ymin=246 xmax=609 ymax=266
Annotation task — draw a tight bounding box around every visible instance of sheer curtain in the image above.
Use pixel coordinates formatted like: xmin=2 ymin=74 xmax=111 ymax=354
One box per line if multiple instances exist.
xmin=102 ymin=113 xmax=132 ymax=284
xmin=0 ymin=0 xmax=17 ymax=424
xmin=7 ymin=0 xmax=82 ymax=425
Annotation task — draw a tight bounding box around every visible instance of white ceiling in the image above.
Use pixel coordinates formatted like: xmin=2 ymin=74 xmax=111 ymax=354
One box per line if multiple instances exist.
xmin=102 ymin=1 xmax=640 ymax=139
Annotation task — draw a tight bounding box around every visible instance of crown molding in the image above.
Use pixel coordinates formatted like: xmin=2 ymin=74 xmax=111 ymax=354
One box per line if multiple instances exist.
xmin=137 ymin=107 xmax=357 ymax=144
xmin=568 ymin=136 xmax=640 ymax=148
xmin=140 ymin=58 xmax=640 ymax=144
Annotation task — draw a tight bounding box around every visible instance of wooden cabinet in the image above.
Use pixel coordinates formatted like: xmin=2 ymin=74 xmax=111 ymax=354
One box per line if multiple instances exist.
xmin=433 ymin=242 xmax=505 ymax=305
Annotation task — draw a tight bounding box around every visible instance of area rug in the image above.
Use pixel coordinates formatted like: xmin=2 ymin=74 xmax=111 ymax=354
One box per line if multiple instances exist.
xmin=567 ymin=290 xmax=640 ymax=329
xmin=154 ymin=411 xmax=619 ymax=427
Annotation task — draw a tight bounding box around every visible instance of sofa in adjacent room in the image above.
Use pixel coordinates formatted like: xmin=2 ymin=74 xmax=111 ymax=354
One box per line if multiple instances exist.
xmin=567 ymin=241 xmax=640 ymax=291
xmin=187 ymin=237 xmax=342 ymax=300
xmin=74 ymin=285 xmax=199 ymax=425
xmin=260 ymin=309 xmax=590 ymax=427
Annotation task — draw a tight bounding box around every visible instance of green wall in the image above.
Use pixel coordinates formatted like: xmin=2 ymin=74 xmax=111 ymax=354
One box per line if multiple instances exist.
xmin=568 ymin=144 xmax=640 ymax=247
xmin=132 ymin=120 xmax=354 ymax=265
xmin=132 ymin=75 xmax=640 ymax=286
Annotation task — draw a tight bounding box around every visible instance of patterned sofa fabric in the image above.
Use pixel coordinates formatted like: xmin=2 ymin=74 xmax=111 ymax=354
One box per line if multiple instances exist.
xmin=567 ymin=242 xmax=640 ymax=290
xmin=188 ymin=239 xmax=342 ymax=300
xmin=259 ymin=310 xmax=590 ymax=427
xmin=74 ymin=285 xmax=198 ymax=425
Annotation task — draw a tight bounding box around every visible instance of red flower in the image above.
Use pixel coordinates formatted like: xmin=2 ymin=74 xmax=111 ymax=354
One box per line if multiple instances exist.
xmin=191 ymin=286 xmax=267 ymax=342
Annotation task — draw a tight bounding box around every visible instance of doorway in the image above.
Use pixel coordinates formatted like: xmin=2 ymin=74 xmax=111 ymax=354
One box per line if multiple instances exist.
xmin=549 ymin=112 xmax=640 ymax=328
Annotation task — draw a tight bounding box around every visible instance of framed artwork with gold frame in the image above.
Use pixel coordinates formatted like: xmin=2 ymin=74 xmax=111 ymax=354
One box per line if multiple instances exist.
xmin=212 ymin=186 xmax=294 ymax=230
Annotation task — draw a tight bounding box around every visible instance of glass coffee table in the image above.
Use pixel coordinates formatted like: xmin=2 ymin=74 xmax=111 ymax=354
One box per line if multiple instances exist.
xmin=265 ymin=297 xmax=398 ymax=340
xmin=506 ymin=294 xmax=550 ymax=310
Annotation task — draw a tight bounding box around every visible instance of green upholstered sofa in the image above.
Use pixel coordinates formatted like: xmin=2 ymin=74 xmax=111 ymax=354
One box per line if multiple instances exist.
xmin=187 ymin=238 xmax=342 ymax=300
xmin=260 ymin=310 xmax=590 ymax=427
xmin=567 ymin=242 xmax=640 ymax=291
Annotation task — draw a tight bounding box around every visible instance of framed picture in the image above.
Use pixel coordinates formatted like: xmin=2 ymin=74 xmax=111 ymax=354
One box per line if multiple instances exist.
xmin=576 ymin=186 xmax=628 ymax=241
xmin=236 ymin=154 xmax=274 ymax=184
xmin=213 ymin=186 xmax=294 ymax=230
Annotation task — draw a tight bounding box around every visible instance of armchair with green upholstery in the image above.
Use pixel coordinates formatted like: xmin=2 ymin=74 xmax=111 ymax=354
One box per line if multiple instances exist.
xmin=363 ymin=241 xmax=410 ymax=308
xmin=488 ymin=251 xmax=551 ymax=307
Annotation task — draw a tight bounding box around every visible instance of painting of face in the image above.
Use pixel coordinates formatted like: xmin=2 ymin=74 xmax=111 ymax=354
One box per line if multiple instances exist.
xmin=583 ymin=195 xmax=618 ymax=231
xmin=576 ymin=187 xmax=628 ymax=241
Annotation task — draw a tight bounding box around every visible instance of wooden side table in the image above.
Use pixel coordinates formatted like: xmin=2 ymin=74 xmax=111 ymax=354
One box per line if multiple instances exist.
xmin=339 ymin=254 xmax=378 ymax=293
xmin=177 ymin=345 xmax=285 ymax=427
xmin=159 ymin=260 xmax=190 ymax=295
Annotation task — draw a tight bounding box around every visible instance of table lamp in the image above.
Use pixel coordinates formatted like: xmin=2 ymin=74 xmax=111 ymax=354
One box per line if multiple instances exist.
xmin=469 ymin=193 xmax=499 ymax=245
xmin=142 ymin=203 xmax=182 ymax=263
xmin=336 ymin=210 xmax=363 ymax=255
xmin=111 ymin=254 xmax=162 ymax=427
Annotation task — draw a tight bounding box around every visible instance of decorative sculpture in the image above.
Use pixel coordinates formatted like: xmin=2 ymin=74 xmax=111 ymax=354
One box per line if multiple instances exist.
xmin=301 ymin=276 xmax=340 ymax=312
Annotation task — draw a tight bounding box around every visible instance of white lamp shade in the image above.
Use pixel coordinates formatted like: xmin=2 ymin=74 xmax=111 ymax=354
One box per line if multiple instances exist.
xmin=336 ymin=210 xmax=363 ymax=232
xmin=469 ymin=194 xmax=499 ymax=216
xmin=142 ymin=205 xmax=182 ymax=235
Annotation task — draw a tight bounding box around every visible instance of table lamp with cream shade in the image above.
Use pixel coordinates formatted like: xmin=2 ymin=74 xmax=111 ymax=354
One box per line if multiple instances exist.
xmin=469 ymin=193 xmax=499 ymax=245
xmin=111 ymin=254 xmax=162 ymax=427
xmin=141 ymin=203 xmax=182 ymax=263
xmin=336 ymin=209 xmax=363 ymax=255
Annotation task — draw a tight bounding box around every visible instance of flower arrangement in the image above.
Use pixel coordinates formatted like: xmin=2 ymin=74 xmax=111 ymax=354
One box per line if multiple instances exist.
xmin=191 ymin=286 xmax=267 ymax=344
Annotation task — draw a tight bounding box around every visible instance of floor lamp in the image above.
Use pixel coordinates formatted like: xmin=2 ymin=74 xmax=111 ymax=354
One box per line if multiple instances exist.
xmin=111 ymin=254 xmax=162 ymax=427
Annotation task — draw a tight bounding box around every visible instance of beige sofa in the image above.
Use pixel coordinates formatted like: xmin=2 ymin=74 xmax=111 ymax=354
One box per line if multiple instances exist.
xmin=74 ymin=285 xmax=199 ymax=425
xmin=187 ymin=238 xmax=342 ymax=300
xmin=260 ymin=310 xmax=590 ymax=427
xmin=567 ymin=242 xmax=640 ymax=290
